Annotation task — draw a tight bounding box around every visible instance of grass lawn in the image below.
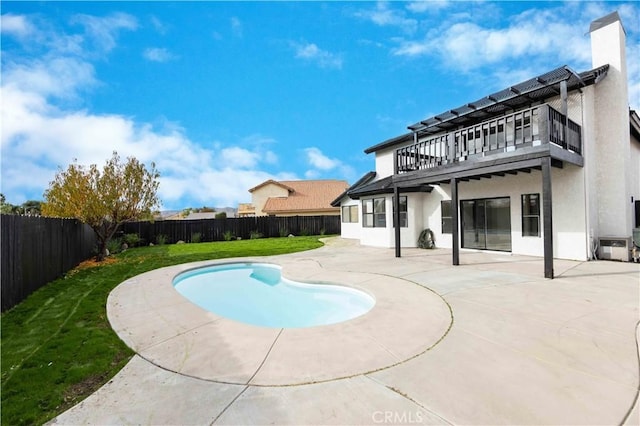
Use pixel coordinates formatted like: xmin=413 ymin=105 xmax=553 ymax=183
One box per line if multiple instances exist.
xmin=1 ymin=236 xmax=326 ymax=426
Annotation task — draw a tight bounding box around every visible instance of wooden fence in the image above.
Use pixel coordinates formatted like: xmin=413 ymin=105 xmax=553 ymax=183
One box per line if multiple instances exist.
xmin=119 ymin=215 xmax=341 ymax=244
xmin=1 ymin=215 xmax=340 ymax=312
xmin=1 ymin=215 xmax=97 ymax=312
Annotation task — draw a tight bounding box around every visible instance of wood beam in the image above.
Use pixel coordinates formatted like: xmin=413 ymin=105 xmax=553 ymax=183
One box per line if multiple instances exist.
xmin=542 ymin=157 xmax=554 ymax=279
xmin=451 ymin=177 xmax=460 ymax=266
xmin=394 ymin=186 xmax=401 ymax=258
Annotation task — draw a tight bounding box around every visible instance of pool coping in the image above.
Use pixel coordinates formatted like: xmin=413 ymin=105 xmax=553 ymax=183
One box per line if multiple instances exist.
xmin=107 ymin=255 xmax=454 ymax=386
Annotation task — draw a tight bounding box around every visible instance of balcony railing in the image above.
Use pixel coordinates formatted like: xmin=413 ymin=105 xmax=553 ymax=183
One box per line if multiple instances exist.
xmin=396 ymin=105 xmax=581 ymax=173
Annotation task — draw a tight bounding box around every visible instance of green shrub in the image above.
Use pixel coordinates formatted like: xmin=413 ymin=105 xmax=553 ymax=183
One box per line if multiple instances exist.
xmin=279 ymin=227 xmax=290 ymax=238
xmin=156 ymin=234 xmax=168 ymax=245
xmin=106 ymin=237 xmax=122 ymax=255
xmin=123 ymin=233 xmax=142 ymax=247
xmin=191 ymin=232 xmax=202 ymax=243
xmin=250 ymin=230 xmax=263 ymax=239
xmin=299 ymin=228 xmax=310 ymax=237
xmin=215 ymin=211 xmax=227 ymax=219
xmin=320 ymin=228 xmax=326 ymax=236
xmin=223 ymin=230 xmax=235 ymax=241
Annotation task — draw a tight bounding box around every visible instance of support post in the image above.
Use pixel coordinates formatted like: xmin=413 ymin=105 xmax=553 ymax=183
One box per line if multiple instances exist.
xmin=451 ymin=177 xmax=460 ymax=266
xmin=542 ymin=157 xmax=554 ymax=279
xmin=394 ymin=186 xmax=401 ymax=258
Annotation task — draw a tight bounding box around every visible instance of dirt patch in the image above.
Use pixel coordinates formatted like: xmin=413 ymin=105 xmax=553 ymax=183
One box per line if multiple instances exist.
xmin=60 ymin=351 xmax=131 ymax=410
xmin=62 ymin=373 xmax=107 ymax=407
xmin=74 ymin=257 xmax=119 ymax=270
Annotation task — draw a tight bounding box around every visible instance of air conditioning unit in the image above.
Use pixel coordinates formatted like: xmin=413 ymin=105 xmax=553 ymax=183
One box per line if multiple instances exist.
xmin=599 ymin=237 xmax=631 ymax=261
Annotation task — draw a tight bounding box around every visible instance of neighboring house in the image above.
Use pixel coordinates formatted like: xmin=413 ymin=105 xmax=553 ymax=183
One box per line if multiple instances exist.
xmin=241 ymin=179 xmax=349 ymax=217
xmin=237 ymin=203 xmax=256 ymax=217
xmin=163 ymin=208 xmax=237 ymax=220
xmin=334 ymin=12 xmax=640 ymax=278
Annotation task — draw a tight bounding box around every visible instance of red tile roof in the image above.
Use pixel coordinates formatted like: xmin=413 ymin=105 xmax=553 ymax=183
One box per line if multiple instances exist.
xmin=261 ymin=180 xmax=349 ymax=214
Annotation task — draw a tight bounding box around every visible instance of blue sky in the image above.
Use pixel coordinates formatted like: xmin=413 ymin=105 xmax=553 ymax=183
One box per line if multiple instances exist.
xmin=1 ymin=1 xmax=638 ymax=210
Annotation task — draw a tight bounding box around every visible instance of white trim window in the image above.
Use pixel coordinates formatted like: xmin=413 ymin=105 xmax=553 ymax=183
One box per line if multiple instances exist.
xmin=341 ymin=205 xmax=358 ymax=223
xmin=441 ymin=200 xmax=452 ymax=234
xmin=393 ymin=196 xmax=408 ymax=228
xmin=363 ymin=198 xmax=386 ymax=228
xmin=521 ymin=193 xmax=540 ymax=237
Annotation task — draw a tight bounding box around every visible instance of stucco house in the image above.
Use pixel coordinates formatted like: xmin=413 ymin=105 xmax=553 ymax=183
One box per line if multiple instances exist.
xmin=334 ymin=12 xmax=640 ymax=278
xmin=239 ymin=179 xmax=349 ymax=217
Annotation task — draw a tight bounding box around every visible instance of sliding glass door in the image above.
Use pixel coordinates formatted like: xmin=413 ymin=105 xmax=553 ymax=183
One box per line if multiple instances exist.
xmin=461 ymin=197 xmax=511 ymax=252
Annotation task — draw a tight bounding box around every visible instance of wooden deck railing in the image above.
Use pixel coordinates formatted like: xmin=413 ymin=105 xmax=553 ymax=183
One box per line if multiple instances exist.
xmin=396 ymin=105 xmax=582 ymax=173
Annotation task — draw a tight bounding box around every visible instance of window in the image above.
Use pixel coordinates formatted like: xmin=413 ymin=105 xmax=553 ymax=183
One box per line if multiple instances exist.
xmin=392 ymin=196 xmax=408 ymax=227
xmin=363 ymin=198 xmax=386 ymax=228
xmin=441 ymin=200 xmax=452 ymax=234
xmin=341 ymin=205 xmax=358 ymax=223
xmin=521 ymin=193 xmax=540 ymax=237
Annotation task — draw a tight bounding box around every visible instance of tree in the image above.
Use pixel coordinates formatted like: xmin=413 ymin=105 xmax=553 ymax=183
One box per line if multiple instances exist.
xmin=0 ymin=195 xmax=43 ymax=215
xmin=42 ymin=152 xmax=161 ymax=260
xmin=0 ymin=194 xmax=13 ymax=214
xmin=215 ymin=211 xmax=227 ymax=219
xmin=21 ymin=200 xmax=42 ymax=215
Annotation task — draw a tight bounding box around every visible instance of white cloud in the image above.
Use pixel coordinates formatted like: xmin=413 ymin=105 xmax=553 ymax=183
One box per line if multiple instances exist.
xmin=293 ymin=42 xmax=343 ymax=69
xmin=304 ymin=147 xmax=340 ymax=170
xmin=143 ymin=47 xmax=177 ymax=62
xmin=1 ymin=78 xmax=294 ymax=208
xmin=392 ymin=14 xmax=591 ymax=72
xmin=354 ymin=1 xmax=417 ymax=33
xmin=304 ymin=169 xmax=320 ymax=179
xmin=263 ymin=151 xmax=278 ymax=165
xmin=406 ymin=1 xmax=450 ymax=13
xmin=220 ymin=147 xmax=259 ymax=169
xmin=0 ymin=14 xmax=295 ymax=209
xmin=230 ymin=17 xmax=243 ymax=38
xmin=627 ymin=43 xmax=640 ymax=110
xmin=70 ymin=12 xmax=138 ymax=54
xmin=150 ymin=15 xmax=168 ymax=34
xmin=0 ymin=13 xmax=35 ymax=38
xmin=303 ymin=147 xmax=355 ymax=181
xmin=3 ymin=57 xmax=97 ymax=100
xmin=386 ymin=3 xmax=640 ymax=109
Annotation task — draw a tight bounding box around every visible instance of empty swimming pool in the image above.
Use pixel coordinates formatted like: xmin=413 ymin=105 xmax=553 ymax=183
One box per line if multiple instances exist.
xmin=173 ymin=263 xmax=375 ymax=328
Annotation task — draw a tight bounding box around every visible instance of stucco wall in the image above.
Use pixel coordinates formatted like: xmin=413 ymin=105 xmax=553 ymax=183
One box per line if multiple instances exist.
xmin=251 ymin=184 xmax=290 ymax=216
xmin=591 ymin=17 xmax=632 ymax=239
xmin=355 ymin=170 xmax=589 ymax=260
xmin=374 ymin=149 xmax=396 ymax=179
xmin=344 ymin=15 xmax=636 ymax=262
xmin=339 ymin=198 xmax=362 ymax=240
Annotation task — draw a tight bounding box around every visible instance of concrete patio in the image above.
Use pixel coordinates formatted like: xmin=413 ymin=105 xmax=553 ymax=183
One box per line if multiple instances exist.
xmin=50 ymin=237 xmax=639 ymax=425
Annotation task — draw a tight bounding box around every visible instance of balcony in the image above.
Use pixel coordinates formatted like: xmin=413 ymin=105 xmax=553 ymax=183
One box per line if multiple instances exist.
xmin=395 ymin=105 xmax=582 ymax=174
